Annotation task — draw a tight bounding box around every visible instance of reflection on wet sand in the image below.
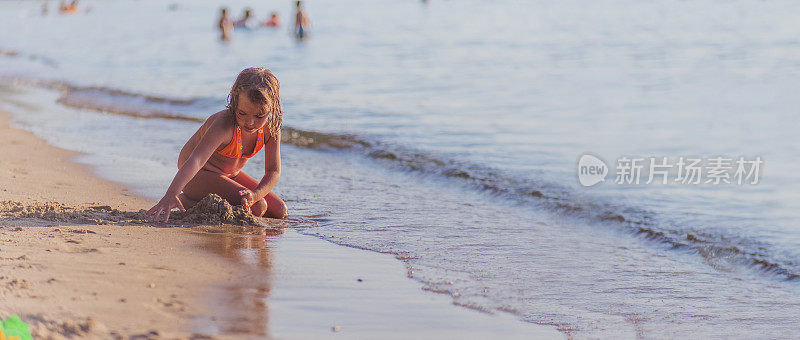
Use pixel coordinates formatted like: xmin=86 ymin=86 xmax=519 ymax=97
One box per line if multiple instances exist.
xmin=194 ymin=226 xmax=284 ymax=337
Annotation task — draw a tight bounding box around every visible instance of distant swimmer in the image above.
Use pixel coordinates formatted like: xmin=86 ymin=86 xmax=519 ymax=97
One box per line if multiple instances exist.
xmin=234 ymin=7 xmax=255 ymax=29
xmin=264 ymin=12 xmax=281 ymax=27
xmin=293 ymin=1 xmax=310 ymax=39
xmin=58 ymin=0 xmax=78 ymax=14
xmin=218 ymin=7 xmax=234 ymax=41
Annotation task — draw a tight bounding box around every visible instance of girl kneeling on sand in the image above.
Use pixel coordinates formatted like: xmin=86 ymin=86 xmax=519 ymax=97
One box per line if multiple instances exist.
xmin=147 ymin=67 xmax=288 ymax=222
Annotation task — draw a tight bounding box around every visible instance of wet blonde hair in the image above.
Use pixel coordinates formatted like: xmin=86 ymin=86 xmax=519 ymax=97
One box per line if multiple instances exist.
xmin=227 ymin=67 xmax=282 ymax=139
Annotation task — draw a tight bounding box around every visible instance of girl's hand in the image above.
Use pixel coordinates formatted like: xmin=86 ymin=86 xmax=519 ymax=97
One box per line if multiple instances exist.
xmin=239 ymin=189 xmax=255 ymax=208
xmin=146 ymin=194 xmax=186 ymax=223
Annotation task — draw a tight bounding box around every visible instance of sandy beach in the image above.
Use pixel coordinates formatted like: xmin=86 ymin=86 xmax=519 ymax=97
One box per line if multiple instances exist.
xmin=0 ymin=108 xmax=562 ymax=339
xmin=0 ymin=108 xmax=246 ymax=339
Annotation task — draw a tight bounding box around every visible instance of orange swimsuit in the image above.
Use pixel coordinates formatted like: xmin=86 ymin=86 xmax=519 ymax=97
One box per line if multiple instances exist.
xmin=217 ymin=125 xmax=265 ymax=159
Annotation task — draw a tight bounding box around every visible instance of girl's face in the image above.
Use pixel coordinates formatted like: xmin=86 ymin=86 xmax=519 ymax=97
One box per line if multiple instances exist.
xmin=235 ymin=93 xmax=270 ymax=133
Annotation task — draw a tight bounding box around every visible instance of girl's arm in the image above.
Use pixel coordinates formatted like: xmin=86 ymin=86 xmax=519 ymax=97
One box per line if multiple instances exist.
xmin=147 ymin=118 xmax=230 ymax=222
xmin=246 ymin=129 xmax=282 ymax=203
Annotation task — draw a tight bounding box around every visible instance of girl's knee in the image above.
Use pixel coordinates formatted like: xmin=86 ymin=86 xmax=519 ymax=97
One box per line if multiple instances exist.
xmin=250 ymin=198 xmax=268 ymax=217
xmin=268 ymin=200 xmax=288 ymax=219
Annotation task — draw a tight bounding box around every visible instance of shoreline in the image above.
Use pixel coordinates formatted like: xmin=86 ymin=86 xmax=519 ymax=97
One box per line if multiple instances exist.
xmin=0 ymin=109 xmax=152 ymax=209
xmin=0 ymin=105 xmax=564 ymax=338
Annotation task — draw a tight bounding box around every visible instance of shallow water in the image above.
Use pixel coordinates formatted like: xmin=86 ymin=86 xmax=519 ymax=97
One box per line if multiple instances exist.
xmin=193 ymin=228 xmax=563 ymax=338
xmin=2 ymin=0 xmax=800 ymax=337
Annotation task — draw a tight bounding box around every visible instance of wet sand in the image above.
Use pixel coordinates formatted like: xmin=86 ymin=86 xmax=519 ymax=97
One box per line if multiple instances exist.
xmin=0 ymin=108 xmax=563 ymax=339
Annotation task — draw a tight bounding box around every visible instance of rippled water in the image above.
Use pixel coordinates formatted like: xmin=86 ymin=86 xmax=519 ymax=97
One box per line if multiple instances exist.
xmin=2 ymin=0 xmax=799 ymax=337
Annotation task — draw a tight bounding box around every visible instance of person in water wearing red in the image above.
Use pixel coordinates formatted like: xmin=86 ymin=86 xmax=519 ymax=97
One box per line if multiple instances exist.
xmin=59 ymin=0 xmax=78 ymax=14
xmin=147 ymin=68 xmax=288 ymax=222
xmin=264 ymin=12 xmax=281 ymax=27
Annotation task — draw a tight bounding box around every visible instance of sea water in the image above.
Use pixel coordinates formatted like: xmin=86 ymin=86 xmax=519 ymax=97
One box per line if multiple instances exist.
xmin=1 ymin=0 xmax=799 ymax=337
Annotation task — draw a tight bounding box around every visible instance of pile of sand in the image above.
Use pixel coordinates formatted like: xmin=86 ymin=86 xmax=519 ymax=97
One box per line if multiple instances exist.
xmin=169 ymin=194 xmax=260 ymax=226
xmin=0 ymin=194 xmax=261 ymax=227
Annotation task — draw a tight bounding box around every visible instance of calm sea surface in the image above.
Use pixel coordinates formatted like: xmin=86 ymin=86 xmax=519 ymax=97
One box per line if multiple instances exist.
xmin=2 ymin=0 xmax=800 ymax=337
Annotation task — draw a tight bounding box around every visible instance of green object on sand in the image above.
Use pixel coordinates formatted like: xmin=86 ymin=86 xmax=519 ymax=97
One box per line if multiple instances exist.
xmin=0 ymin=315 xmax=32 ymax=340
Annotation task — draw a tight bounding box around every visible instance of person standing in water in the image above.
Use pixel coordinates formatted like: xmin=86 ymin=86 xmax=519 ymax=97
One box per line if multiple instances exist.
xmin=234 ymin=7 xmax=254 ymax=28
xmin=293 ymin=1 xmax=310 ymax=39
xmin=218 ymin=7 xmax=234 ymax=41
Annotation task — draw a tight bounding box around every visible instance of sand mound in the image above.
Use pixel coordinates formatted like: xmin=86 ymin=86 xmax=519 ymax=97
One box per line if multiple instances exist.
xmin=169 ymin=194 xmax=260 ymax=226
xmin=0 ymin=194 xmax=261 ymax=227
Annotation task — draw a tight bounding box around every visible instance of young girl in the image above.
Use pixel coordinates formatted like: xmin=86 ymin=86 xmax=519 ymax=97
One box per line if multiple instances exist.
xmin=147 ymin=68 xmax=288 ymax=223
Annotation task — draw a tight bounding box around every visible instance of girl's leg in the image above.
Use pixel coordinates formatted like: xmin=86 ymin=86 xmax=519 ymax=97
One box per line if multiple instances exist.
xmin=177 ymin=193 xmax=198 ymax=210
xmin=231 ymin=171 xmax=288 ymax=218
xmin=182 ymin=169 xmax=263 ymax=214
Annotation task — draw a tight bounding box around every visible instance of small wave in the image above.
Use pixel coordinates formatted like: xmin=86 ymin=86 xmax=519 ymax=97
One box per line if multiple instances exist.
xmin=281 ymin=127 xmax=371 ymax=149
xmin=3 ymin=76 xmax=379 ymax=148
xmin=1 ymin=76 xmax=211 ymax=120
xmin=0 ymin=48 xmax=58 ymax=68
xmin=56 ymin=86 xmax=207 ymax=122
xmin=628 ymin=224 xmax=799 ymax=279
